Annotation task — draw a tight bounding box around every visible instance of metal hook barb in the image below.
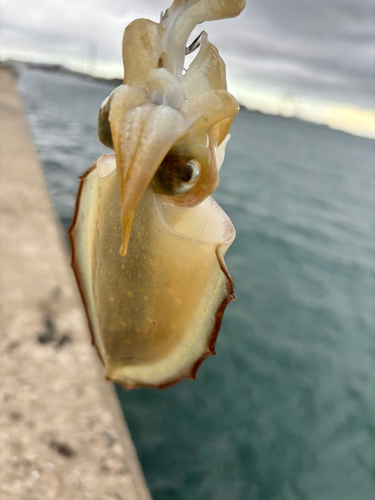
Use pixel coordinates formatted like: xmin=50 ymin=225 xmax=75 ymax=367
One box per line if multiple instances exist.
xmin=185 ymin=32 xmax=203 ymax=55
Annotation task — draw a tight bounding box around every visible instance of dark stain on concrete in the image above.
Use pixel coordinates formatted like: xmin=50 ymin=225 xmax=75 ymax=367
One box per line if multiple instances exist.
xmin=9 ymin=411 xmax=22 ymax=422
xmin=6 ymin=341 xmax=20 ymax=352
xmin=37 ymin=311 xmax=56 ymax=345
xmin=56 ymin=333 xmax=72 ymax=349
xmin=104 ymin=431 xmax=117 ymax=447
xmin=100 ymin=458 xmax=111 ymax=474
xmin=37 ymin=288 xmax=73 ymax=349
xmin=49 ymin=440 xmax=76 ymax=458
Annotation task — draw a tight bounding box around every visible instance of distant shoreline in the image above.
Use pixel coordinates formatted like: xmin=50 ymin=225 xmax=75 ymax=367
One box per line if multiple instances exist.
xmin=0 ymin=59 xmax=297 ymax=119
xmin=3 ymin=59 xmax=373 ymax=140
xmin=1 ymin=59 xmax=123 ymax=87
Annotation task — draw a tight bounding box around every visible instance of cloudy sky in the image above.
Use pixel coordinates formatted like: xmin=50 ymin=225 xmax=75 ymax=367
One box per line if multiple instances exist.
xmin=1 ymin=0 xmax=374 ymax=135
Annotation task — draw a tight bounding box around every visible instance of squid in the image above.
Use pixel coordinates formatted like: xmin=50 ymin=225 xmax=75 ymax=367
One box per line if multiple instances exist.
xmin=69 ymin=0 xmax=246 ymax=389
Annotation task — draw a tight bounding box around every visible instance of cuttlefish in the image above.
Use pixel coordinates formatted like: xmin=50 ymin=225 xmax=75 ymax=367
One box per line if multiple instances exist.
xmin=69 ymin=0 xmax=245 ymax=389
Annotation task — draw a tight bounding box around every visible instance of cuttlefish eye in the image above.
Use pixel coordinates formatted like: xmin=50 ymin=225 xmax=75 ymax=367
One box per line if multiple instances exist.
xmin=98 ymin=96 xmax=113 ymax=150
xmin=153 ymin=152 xmax=201 ymax=196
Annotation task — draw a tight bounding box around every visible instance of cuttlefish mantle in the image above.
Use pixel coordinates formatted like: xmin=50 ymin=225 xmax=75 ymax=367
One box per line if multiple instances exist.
xmin=69 ymin=0 xmax=245 ymax=389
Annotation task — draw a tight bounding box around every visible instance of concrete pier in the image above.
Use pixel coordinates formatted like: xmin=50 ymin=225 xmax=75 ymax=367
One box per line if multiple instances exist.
xmin=0 ymin=67 xmax=152 ymax=500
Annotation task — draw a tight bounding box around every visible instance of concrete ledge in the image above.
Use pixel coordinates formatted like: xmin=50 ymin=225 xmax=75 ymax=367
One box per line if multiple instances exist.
xmin=0 ymin=67 xmax=152 ymax=500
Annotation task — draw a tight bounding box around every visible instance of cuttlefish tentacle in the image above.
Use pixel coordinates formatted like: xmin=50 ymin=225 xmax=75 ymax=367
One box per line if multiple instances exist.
xmin=160 ymin=0 xmax=246 ymax=78
xmin=70 ymin=0 xmax=245 ymax=389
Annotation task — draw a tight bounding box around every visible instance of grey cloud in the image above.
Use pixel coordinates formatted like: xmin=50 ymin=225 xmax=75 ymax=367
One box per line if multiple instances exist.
xmin=203 ymin=0 xmax=375 ymax=107
xmin=1 ymin=0 xmax=374 ymax=108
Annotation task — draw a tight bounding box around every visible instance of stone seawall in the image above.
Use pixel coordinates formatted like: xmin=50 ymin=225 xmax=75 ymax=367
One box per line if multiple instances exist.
xmin=0 ymin=67 xmax=152 ymax=500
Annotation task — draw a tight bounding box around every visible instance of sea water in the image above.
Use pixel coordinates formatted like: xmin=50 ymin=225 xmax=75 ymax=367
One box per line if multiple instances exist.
xmin=18 ymin=67 xmax=375 ymax=500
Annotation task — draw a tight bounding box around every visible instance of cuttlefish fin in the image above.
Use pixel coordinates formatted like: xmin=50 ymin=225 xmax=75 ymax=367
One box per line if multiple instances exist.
xmin=109 ymin=93 xmax=195 ymax=256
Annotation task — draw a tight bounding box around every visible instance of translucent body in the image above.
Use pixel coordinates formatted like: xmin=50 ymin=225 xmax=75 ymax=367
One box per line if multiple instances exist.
xmin=70 ymin=155 xmax=235 ymax=388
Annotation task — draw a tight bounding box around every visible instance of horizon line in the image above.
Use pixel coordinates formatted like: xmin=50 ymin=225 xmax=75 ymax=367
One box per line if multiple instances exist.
xmin=2 ymin=57 xmax=374 ymax=141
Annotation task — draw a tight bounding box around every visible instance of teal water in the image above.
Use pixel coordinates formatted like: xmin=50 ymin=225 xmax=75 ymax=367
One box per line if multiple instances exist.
xmin=19 ymin=68 xmax=375 ymax=500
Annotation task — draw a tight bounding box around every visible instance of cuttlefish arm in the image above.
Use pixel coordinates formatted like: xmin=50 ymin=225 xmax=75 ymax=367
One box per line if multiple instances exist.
xmin=70 ymin=0 xmax=245 ymax=389
xmin=105 ymin=0 xmax=244 ymax=256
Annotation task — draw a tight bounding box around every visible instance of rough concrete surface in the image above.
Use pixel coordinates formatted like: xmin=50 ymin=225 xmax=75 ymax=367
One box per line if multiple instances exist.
xmin=0 ymin=67 xmax=152 ymax=500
